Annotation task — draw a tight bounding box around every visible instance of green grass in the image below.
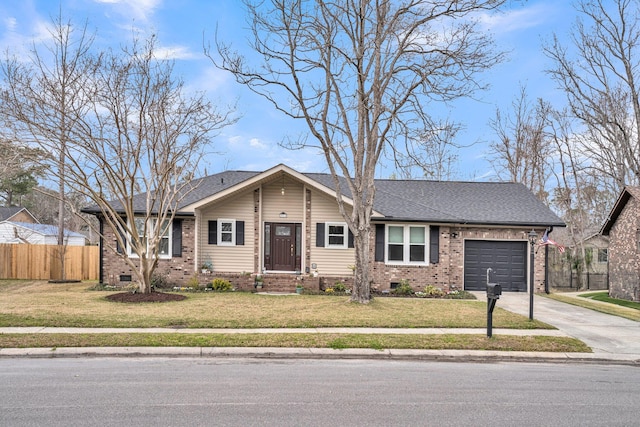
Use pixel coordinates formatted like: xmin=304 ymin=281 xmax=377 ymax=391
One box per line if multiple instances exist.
xmin=578 ymin=292 xmax=640 ymax=310
xmin=0 ymin=281 xmax=554 ymax=329
xmin=544 ymin=292 xmax=640 ymax=322
xmin=0 ymin=333 xmax=590 ymax=353
xmin=0 ymin=280 xmax=586 ymax=352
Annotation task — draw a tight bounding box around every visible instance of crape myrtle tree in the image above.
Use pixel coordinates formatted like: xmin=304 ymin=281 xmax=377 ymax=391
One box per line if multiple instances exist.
xmin=72 ymin=35 xmax=234 ymax=294
xmin=211 ymin=0 xmax=506 ymax=303
xmin=2 ymin=18 xmax=235 ymax=293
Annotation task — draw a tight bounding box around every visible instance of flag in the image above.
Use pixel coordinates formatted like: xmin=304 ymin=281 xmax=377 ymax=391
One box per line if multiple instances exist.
xmin=539 ymin=229 xmax=565 ymax=253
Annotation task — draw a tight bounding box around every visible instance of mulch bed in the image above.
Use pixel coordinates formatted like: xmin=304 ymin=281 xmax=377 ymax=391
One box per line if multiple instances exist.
xmin=105 ymin=292 xmax=187 ymax=303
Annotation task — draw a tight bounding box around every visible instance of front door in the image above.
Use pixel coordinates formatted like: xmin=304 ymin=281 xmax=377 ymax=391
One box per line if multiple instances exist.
xmin=264 ymin=223 xmax=301 ymax=271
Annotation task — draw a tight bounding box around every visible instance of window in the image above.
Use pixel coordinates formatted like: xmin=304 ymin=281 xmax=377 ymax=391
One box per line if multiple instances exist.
xmin=218 ymin=219 xmax=235 ymax=246
xmin=386 ymin=224 xmax=427 ymax=264
xmin=158 ymin=220 xmax=170 ymax=256
xmin=326 ymin=222 xmax=347 ymax=248
xmin=128 ymin=218 xmax=172 ymax=259
xmin=598 ymin=248 xmax=608 ymax=263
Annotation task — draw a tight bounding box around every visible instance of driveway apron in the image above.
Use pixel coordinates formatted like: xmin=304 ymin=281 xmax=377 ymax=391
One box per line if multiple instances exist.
xmin=495 ymin=292 xmax=640 ymax=355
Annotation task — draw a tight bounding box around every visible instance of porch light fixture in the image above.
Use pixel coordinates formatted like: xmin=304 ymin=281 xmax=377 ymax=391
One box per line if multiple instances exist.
xmin=279 ymin=212 xmax=287 ymax=218
xmin=528 ymin=229 xmax=538 ymax=320
xmin=281 ymin=174 xmax=285 ymax=195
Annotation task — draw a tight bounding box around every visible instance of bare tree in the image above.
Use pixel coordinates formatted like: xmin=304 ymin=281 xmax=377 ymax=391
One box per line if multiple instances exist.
xmin=68 ymin=35 xmax=234 ymax=293
xmin=386 ymin=120 xmax=461 ymax=180
xmin=0 ymin=14 xmax=95 ymax=280
xmin=2 ymin=19 xmax=235 ymax=293
xmin=488 ymin=85 xmax=553 ymax=203
xmin=544 ymin=0 xmax=640 ymax=191
xmin=211 ymin=0 xmax=506 ymax=302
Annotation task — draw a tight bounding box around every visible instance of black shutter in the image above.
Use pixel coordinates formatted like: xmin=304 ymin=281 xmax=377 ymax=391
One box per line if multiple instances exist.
xmin=116 ymin=223 xmax=126 ymax=254
xmin=208 ymin=220 xmax=217 ymax=245
xmin=375 ymin=224 xmax=385 ymax=261
xmin=316 ymin=223 xmax=325 ymax=247
xmin=236 ymin=221 xmax=244 ymax=245
xmin=172 ymin=219 xmax=182 ymax=257
xmin=348 ymin=228 xmax=354 ymax=248
xmin=430 ymin=226 xmax=440 ymax=264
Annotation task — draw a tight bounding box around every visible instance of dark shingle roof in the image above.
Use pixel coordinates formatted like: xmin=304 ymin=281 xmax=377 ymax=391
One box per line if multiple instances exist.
xmin=0 ymin=206 xmax=26 ymax=221
xmin=84 ymin=168 xmax=564 ymax=227
xmin=304 ymin=174 xmax=563 ymax=226
xmin=601 ymin=186 xmax=640 ymax=235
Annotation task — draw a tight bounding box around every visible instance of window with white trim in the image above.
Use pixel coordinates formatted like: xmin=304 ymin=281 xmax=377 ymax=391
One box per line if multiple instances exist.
xmin=326 ymin=222 xmax=348 ymax=248
xmin=128 ymin=218 xmax=171 ymax=259
xmin=218 ymin=219 xmax=235 ymax=246
xmin=386 ymin=224 xmax=427 ymax=264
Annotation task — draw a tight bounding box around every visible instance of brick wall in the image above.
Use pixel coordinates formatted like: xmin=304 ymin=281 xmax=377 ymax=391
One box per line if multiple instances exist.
xmin=102 ymin=217 xmax=549 ymax=295
xmin=370 ymin=226 xmax=546 ymax=293
xmin=608 ymin=196 xmax=640 ymax=301
xmin=102 ymin=218 xmax=197 ymax=287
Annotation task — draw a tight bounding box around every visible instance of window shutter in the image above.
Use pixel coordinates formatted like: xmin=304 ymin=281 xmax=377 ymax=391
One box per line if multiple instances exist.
xmin=236 ymin=221 xmax=244 ymax=245
xmin=116 ymin=224 xmax=126 ymax=254
xmin=375 ymin=224 xmax=385 ymax=261
xmin=430 ymin=226 xmax=440 ymax=264
xmin=208 ymin=220 xmax=217 ymax=245
xmin=316 ymin=223 xmax=325 ymax=247
xmin=172 ymin=219 xmax=182 ymax=257
xmin=348 ymin=228 xmax=354 ymax=248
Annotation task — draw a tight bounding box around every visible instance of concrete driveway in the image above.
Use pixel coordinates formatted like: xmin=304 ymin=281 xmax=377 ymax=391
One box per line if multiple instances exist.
xmin=494 ymin=292 xmax=640 ymax=355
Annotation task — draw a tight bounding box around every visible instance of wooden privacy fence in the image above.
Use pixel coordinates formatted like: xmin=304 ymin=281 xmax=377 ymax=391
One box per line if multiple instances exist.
xmin=0 ymin=244 xmax=99 ymax=281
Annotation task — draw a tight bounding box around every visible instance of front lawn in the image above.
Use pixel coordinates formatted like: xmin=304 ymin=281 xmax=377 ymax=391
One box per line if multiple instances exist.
xmin=0 ymin=281 xmax=592 ymax=352
xmin=0 ymin=280 xmax=553 ymax=329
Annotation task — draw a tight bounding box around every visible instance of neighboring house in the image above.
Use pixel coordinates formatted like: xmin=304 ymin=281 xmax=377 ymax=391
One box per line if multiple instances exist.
xmin=545 ymin=228 xmax=608 ymax=290
xmin=84 ymin=164 xmax=564 ymax=293
xmin=0 ymin=206 xmax=38 ymax=224
xmin=0 ymin=221 xmax=87 ymax=246
xmin=601 ymin=186 xmax=640 ymax=302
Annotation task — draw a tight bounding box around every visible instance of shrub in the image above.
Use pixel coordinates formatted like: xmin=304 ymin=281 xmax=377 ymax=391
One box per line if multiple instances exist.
xmin=186 ymin=275 xmax=201 ymax=290
xmin=151 ymin=271 xmax=175 ymax=290
xmin=423 ymin=285 xmax=445 ymax=298
xmin=211 ymin=278 xmax=233 ymax=291
xmin=333 ymin=282 xmax=347 ymax=292
xmin=393 ymin=280 xmax=414 ymax=296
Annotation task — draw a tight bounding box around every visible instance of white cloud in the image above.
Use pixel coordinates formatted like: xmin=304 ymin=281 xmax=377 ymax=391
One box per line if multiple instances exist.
xmin=93 ymin=0 xmax=161 ymax=23
xmin=153 ymin=44 xmax=197 ymax=60
xmin=249 ymin=138 xmax=267 ymax=150
xmin=4 ymin=17 xmax=17 ymax=32
xmin=227 ymin=135 xmax=242 ymax=145
xmin=478 ymin=3 xmax=551 ymax=35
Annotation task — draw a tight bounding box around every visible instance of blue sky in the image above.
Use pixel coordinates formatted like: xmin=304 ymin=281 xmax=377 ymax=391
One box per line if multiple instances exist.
xmin=0 ymin=0 xmax=578 ymax=180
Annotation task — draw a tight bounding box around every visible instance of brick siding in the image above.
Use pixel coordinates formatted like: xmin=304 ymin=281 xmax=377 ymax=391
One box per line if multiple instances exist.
xmin=608 ymin=196 xmax=640 ymax=301
xmin=102 ymin=218 xmax=547 ymax=295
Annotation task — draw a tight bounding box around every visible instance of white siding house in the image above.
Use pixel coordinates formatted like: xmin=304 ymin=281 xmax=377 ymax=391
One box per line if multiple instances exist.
xmin=0 ymin=221 xmax=87 ymax=246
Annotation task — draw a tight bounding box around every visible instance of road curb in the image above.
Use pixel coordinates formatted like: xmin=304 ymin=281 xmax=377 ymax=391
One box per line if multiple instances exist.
xmin=1 ymin=347 xmax=638 ymax=366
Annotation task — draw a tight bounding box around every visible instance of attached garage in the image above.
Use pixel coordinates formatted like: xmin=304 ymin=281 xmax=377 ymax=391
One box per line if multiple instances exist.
xmin=464 ymin=240 xmax=528 ymax=292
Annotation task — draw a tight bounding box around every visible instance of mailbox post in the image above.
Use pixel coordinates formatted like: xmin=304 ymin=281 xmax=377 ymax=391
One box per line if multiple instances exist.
xmin=486 ymin=268 xmax=501 ymax=338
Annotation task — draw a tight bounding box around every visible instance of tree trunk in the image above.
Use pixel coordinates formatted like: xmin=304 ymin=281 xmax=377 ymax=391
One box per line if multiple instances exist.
xmin=58 ymin=148 xmax=66 ymax=281
xmin=138 ymin=256 xmax=153 ymax=294
xmin=350 ymin=225 xmax=372 ymax=303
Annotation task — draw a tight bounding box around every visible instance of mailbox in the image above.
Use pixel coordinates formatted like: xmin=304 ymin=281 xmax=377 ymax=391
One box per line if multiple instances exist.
xmin=487 ymin=283 xmax=502 ymax=299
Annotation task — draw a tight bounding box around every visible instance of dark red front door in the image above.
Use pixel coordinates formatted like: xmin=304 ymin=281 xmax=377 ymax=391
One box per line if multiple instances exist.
xmin=264 ymin=223 xmax=301 ymax=271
